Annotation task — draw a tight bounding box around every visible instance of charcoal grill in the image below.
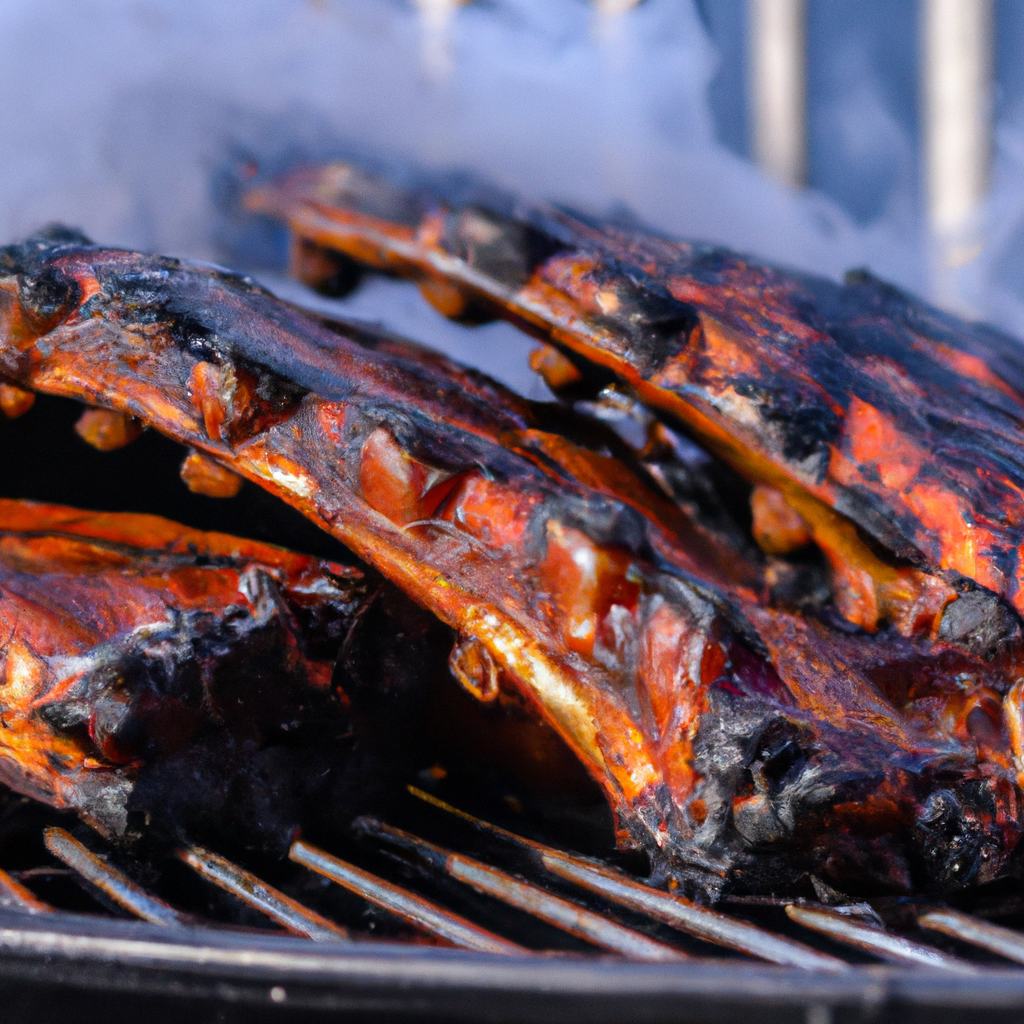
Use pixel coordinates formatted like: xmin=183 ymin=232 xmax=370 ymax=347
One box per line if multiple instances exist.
xmin=6 ymin=329 xmax=1024 ymax=1024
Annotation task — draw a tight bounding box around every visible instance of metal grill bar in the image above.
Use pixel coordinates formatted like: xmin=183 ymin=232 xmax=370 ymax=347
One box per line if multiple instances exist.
xmin=289 ymin=838 xmax=527 ymax=956
xmin=919 ymin=908 xmax=1024 ymax=965
xmin=0 ymin=868 xmax=52 ymax=914
xmin=785 ymin=905 xmax=976 ymax=971
xmin=540 ymin=851 xmax=846 ymax=972
xmin=358 ymin=818 xmax=690 ymax=962
xmin=44 ymin=828 xmax=190 ymax=927
xmin=407 ymin=786 xmax=844 ymax=970
xmin=18 ymin=807 xmax=1024 ymax=972
xmin=177 ymin=845 xmax=350 ymax=942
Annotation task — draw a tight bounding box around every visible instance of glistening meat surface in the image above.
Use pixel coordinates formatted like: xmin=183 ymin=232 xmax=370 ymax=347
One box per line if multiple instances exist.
xmin=1 ymin=229 xmax=1022 ymax=899
xmin=248 ymin=164 xmax=1024 ymax=644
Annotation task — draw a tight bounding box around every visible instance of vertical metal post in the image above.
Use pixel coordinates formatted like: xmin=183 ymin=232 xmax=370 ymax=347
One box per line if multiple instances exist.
xmin=748 ymin=0 xmax=807 ymax=188
xmin=594 ymin=0 xmax=642 ymax=16
xmin=922 ymin=0 xmax=993 ymax=309
xmin=414 ymin=0 xmax=468 ymax=83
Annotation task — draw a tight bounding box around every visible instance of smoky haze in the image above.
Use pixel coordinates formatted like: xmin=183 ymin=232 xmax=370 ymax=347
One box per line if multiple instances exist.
xmin=2 ymin=0 xmax=1023 ymax=394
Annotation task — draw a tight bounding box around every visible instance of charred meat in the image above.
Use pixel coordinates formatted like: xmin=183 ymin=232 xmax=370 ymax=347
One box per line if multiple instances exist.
xmin=2 ymin=227 xmax=1024 ymax=901
xmin=247 ymin=165 xmax=1024 ymax=646
xmin=0 ymin=498 xmax=383 ymax=856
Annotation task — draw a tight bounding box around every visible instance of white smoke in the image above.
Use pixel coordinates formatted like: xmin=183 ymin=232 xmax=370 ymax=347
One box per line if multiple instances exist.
xmin=0 ymin=0 xmax=1021 ymax=393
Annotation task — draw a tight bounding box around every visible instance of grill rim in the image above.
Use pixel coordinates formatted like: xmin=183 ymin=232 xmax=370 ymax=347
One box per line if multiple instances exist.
xmin=4 ymin=909 xmax=1024 ymax=1023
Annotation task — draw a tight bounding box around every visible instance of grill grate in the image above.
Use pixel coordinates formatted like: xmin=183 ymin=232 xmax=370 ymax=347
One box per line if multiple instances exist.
xmin=5 ymin=790 xmax=1024 ymax=975
xmin=177 ymin=845 xmax=349 ymax=942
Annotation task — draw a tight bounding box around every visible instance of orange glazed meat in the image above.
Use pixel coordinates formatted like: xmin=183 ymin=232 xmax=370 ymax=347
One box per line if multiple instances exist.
xmin=0 ymin=498 xmax=376 ymax=853
xmin=1 ymin=227 xmax=1024 ymax=900
xmin=248 ymin=164 xmax=1024 ymax=644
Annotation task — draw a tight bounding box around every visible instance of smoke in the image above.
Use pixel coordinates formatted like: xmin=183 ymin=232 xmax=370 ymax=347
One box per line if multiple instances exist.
xmin=1 ymin=0 xmax=1022 ymax=392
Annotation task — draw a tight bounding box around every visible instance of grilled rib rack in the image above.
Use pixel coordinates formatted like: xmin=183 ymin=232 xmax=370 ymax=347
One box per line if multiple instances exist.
xmin=4 ymin=786 xmax=1024 ymax=1023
